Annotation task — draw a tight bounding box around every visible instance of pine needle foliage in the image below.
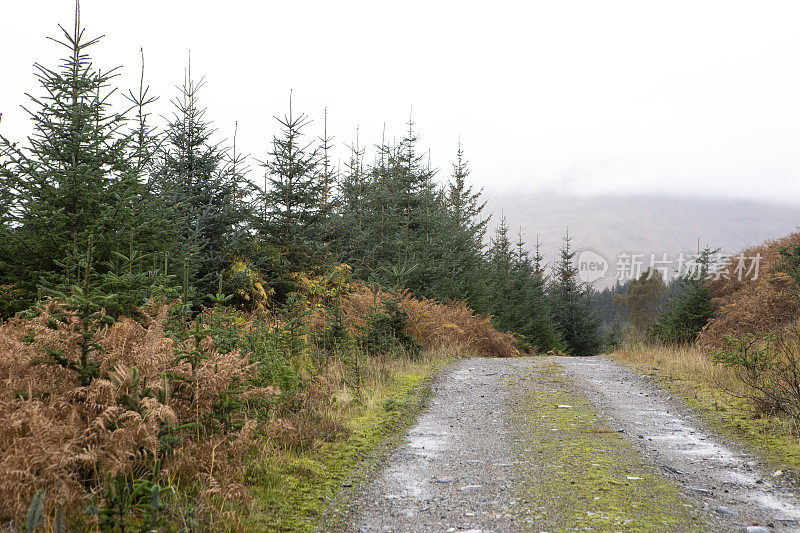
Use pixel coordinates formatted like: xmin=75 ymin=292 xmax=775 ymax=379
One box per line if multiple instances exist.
xmin=547 ymin=230 xmax=603 ymax=355
xmin=259 ymin=97 xmax=332 ymax=298
xmin=0 ymin=10 xmax=174 ymax=317
xmin=154 ymin=67 xmax=255 ymax=307
xmin=650 ymin=247 xmax=716 ymax=344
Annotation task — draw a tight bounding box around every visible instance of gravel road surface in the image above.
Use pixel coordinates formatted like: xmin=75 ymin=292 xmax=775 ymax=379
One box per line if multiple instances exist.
xmin=344 ymin=356 xmax=800 ymax=532
xmin=559 ymin=356 xmax=800 ymax=532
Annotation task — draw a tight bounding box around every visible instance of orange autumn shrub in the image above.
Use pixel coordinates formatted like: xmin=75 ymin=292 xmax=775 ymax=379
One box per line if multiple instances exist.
xmin=699 ymin=232 xmax=800 ymax=348
xmin=334 ymin=284 xmax=518 ymax=357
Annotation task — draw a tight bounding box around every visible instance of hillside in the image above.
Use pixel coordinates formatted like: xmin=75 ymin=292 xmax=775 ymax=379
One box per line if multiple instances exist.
xmin=485 ymin=192 xmax=799 ymax=286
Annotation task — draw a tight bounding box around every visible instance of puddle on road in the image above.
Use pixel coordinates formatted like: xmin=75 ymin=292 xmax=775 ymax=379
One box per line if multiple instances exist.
xmin=385 ymin=417 xmax=454 ymax=499
xmin=347 ymin=358 xmax=520 ymax=532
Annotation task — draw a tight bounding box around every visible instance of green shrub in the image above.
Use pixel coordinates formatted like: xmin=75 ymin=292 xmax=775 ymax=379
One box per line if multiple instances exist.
xmin=358 ymin=298 xmax=422 ymax=359
xmin=711 ymin=329 xmax=800 ymax=423
xmin=314 ymin=299 xmax=352 ymax=354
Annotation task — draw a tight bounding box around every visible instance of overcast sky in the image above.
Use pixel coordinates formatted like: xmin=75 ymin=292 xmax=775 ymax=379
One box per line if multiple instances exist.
xmin=3 ymin=1 xmax=800 ymax=205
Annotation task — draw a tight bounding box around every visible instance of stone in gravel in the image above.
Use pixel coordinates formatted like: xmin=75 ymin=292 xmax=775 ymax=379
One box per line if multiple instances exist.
xmin=434 ymin=478 xmax=454 ymax=483
xmin=687 ymin=486 xmax=712 ymax=495
xmin=660 ymin=464 xmax=684 ymax=476
xmin=460 ymin=485 xmax=483 ymax=490
xmin=746 ymin=527 xmax=771 ymax=533
xmin=712 ymin=506 xmax=740 ymax=516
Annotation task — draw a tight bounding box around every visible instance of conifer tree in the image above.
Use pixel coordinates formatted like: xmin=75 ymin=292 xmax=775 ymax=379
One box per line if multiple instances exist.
xmin=446 ymin=145 xmax=484 ymax=230
xmin=154 ymin=65 xmax=254 ymax=306
xmin=486 ymin=223 xmax=560 ymax=351
xmin=532 ymin=235 xmax=545 ymax=279
xmin=548 ymin=229 xmax=603 ymax=355
xmin=510 ymin=228 xmax=562 ymax=351
xmin=596 ymin=280 xmax=628 ymax=327
xmin=336 ymin=130 xmax=366 ymax=239
xmin=345 ymin=137 xmax=398 ymax=282
xmin=259 ymin=96 xmax=331 ymax=298
xmin=392 ymin=119 xmax=440 ymax=293
xmin=650 ymin=247 xmax=716 ymax=343
xmin=96 ymin=49 xmax=185 ymax=316
xmin=426 ymin=144 xmax=489 ymax=310
xmin=319 ymin=108 xmax=335 ymax=209
xmin=0 ymin=5 xmax=164 ymax=315
xmin=336 ymin=121 xmax=440 ymax=295
xmin=488 ymin=215 xmax=514 ymax=313
xmin=335 ymin=128 xmax=388 ymax=279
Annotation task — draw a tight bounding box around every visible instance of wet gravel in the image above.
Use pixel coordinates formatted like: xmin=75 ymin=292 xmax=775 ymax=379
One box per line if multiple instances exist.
xmin=346 ymin=358 xmax=521 ymax=532
xmin=343 ymin=356 xmax=800 ymax=532
xmin=559 ymin=356 xmax=800 ymax=532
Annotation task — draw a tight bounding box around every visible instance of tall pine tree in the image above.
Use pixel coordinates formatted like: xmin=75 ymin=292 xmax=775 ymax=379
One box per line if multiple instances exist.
xmin=0 ymin=5 xmax=166 ymax=315
xmin=426 ymin=144 xmax=490 ymax=311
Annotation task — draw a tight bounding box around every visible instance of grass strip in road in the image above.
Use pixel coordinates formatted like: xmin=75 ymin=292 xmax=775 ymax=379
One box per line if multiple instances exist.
xmin=508 ymin=359 xmax=706 ymax=532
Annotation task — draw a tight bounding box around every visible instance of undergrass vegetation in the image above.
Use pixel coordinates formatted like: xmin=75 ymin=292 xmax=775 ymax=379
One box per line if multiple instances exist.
xmin=244 ymin=350 xmax=453 ymax=531
xmin=0 ymin=265 xmax=510 ymax=530
xmin=607 ymin=232 xmax=800 ymax=485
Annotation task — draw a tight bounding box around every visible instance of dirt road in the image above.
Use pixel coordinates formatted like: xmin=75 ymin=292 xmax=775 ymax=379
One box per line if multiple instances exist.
xmin=344 ymin=356 xmax=800 ymax=532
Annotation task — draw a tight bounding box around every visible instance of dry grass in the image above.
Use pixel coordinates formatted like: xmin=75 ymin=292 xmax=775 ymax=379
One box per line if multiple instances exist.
xmin=243 ymin=343 xmax=456 ymax=531
xmin=612 ymin=341 xmax=800 ymax=475
xmin=261 ymin=345 xmax=460 ymax=452
xmin=0 ymin=260 xmax=520 ymax=528
xmin=0 ymin=279 xmax=510 ymax=528
xmin=348 ymin=344 xmax=460 ymax=411
xmin=612 ymin=341 xmax=747 ymax=397
xmin=613 ymin=230 xmax=800 ymax=475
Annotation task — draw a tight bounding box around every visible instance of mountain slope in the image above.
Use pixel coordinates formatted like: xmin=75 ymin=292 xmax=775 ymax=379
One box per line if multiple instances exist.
xmin=485 ymin=192 xmax=799 ymax=286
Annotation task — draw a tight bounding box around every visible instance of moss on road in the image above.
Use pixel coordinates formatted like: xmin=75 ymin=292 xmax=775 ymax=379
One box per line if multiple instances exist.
xmin=508 ymin=359 xmax=706 ymax=532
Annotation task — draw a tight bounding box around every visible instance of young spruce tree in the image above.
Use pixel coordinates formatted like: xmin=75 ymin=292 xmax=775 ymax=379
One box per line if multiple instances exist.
xmin=427 ymin=144 xmax=490 ymax=311
xmin=259 ymin=97 xmax=331 ymax=298
xmin=650 ymin=246 xmax=716 ymax=343
xmin=154 ymin=65 xmax=254 ymax=306
xmin=0 ymin=5 xmax=165 ymax=316
xmin=548 ymin=229 xmax=603 ymax=355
